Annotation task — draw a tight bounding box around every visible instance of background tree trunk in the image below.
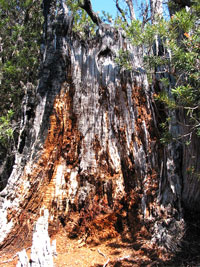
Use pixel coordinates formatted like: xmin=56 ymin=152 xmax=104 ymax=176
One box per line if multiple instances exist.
xmin=0 ymin=0 xmax=199 ymax=256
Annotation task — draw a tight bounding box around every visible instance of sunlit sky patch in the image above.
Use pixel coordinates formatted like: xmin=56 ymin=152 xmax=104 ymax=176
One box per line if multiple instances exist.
xmin=91 ymin=0 xmax=170 ymax=21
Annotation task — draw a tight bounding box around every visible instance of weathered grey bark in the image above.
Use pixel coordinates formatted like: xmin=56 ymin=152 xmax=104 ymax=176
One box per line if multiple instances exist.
xmin=0 ymin=0 xmax=199 ymax=258
xmin=179 ymin=116 xmax=200 ymax=212
xmin=150 ymin=0 xmax=163 ymax=23
xmin=149 ymin=0 xmax=185 ymax=251
xmin=149 ymin=0 xmax=200 ymax=251
xmin=125 ymin=0 xmax=136 ymax=20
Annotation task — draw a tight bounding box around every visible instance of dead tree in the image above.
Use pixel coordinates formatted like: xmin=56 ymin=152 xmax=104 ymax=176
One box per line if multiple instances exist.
xmin=0 ymin=0 xmax=199 ymax=256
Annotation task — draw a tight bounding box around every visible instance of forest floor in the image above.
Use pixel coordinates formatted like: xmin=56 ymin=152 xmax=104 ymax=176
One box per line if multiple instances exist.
xmin=0 ymin=230 xmax=168 ymax=267
xmin=0 ymin=226 xmax=200 ymax=267
xmin=0 ymin=210 xmax=200 ymax=266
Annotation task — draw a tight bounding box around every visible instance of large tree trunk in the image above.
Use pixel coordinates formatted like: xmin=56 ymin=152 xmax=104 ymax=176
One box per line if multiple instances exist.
xmin=0 ymin=0 xmax=199 ymax=258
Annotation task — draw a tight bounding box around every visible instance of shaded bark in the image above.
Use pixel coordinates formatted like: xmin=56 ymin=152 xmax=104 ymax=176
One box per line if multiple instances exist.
xmin=79 ymin=0 xmax=102 ymax=26
xmin=180 ymin=116 xmax=200 ymax=212
xmin=168 ymin=0 xmax=192 ymax=16
xmin=0 ymin=0 xmax=199 ymax=258
xmin=149 ymin=0 xmax=185 ymax=251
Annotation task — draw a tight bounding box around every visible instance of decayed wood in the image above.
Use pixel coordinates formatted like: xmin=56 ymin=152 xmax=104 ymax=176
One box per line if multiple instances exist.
xmin=0 ymin=0 xmax=199 ymax=258
xmin=14 ymin=210 xmax=56 ymax=267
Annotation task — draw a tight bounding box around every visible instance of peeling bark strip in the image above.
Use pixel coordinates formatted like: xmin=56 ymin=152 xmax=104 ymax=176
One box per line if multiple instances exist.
xmin=0 ymin=0 xmax=192 ymax=254
xmin=16 ymin=210 xmax=56 ymax=267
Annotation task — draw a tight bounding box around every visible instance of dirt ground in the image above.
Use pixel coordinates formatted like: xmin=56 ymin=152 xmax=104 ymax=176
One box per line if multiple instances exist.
xmin=0 ymin=229 xmax=166 ymax=267
xmin=1 ymin=212 xmax=200 ymax=267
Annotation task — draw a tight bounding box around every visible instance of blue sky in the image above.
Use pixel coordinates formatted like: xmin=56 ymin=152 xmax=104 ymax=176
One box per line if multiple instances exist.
xmin=90 ymin=0 xmax=148 ymax=20
xmin=91 ymin=0 xmax=117 ymax=18
xmin=91 ymin=0 xmax=170 ymax=21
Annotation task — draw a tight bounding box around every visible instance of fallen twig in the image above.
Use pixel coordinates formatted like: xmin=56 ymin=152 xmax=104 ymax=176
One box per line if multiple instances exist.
xmin=103 ymin=258 xmax=110 ymax=267
xmin=97 ymin=249 xmax=110 ymax=267
xmin=97 ymin=249 xmax=107 ymax=258
xmin=117 ymin=255 xmax=131 ymax=261
xmin=97 ymin=249 xmax=130 ymax=266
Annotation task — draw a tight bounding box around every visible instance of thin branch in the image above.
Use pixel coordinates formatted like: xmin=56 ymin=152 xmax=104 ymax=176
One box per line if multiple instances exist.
xmin=177 ymin=121 xmax=197 ymax=127
xmin=177 ymin=131 xmax=193 ymax=139
xmin=176 ymin=121 xmax=200 ymax=141
xmin=184 ymin=106 xmax=199 ymax=110
xmin=142 ymin=0 xmax=150 ymax=26
xmin=115 ymin=0 xmax=128 ymax=24
xmin=79 ymin=0 xmax=102 ymax=26
xmin=175 ymin=72 xmax=185 ymax=87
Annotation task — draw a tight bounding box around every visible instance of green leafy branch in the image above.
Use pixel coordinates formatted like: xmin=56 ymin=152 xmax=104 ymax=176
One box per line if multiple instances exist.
xmin=0 ymin=110 xmax=14 ymax=148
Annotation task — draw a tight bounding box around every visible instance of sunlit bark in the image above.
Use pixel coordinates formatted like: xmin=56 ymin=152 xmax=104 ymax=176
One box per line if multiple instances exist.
xmin=125 ymin=0 xmax=136 ymax=20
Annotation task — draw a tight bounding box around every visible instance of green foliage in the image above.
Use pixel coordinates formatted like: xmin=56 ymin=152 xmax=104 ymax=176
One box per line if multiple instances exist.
xmin=172 ymin=85 xmax=196 ymax=106
xmin=186 ymin=165 xmax=200 ymax=181
xmin=114 ymin=15 xmax=127 ymax=30
xmin=65 ymin=0 xmax=97 ymax=38
xmin=115 ymin=49 xmax=132 ymax=71
xmin=0 ymin=0 xmax=43 ymax=151
xmin=101 ymin=11 xmax=113 ymax=24
xmin=166 ymin=4 xmax=200 ymax=136
xmin=154 ymin=91 xmax=176 ymax=109
xmin=0 ymin=0 xmax=42 ymax=112
xmin=0 ymin=110 xmax=14 ymax=148
xmin=115 ymin=1 xmax=200 ymax=139
xmin=197 ymin=127 xmax=200 ymax=137
xmin=158 ymin=117 xmax=173 ymax=144
xmin=126 ymin=20 xmax=143 ymax=46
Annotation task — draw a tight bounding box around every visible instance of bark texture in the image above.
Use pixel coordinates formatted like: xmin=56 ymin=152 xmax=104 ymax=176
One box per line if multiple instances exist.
xmin=16 ymin=209 xmax=56 ymax=267
xmin=125 ymin=0 xmax=136 ymax=20
xmin=0 ymin=0 xmax=199 ymax=256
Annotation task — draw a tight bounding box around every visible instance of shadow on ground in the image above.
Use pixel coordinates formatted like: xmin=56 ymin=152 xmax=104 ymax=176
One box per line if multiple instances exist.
xmin=99 ymin=209 xmax=200 ymax=267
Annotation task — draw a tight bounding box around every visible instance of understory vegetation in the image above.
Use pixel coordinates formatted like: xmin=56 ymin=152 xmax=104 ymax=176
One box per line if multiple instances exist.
xmin=0 ymin=0 xmax=42 ymax=150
